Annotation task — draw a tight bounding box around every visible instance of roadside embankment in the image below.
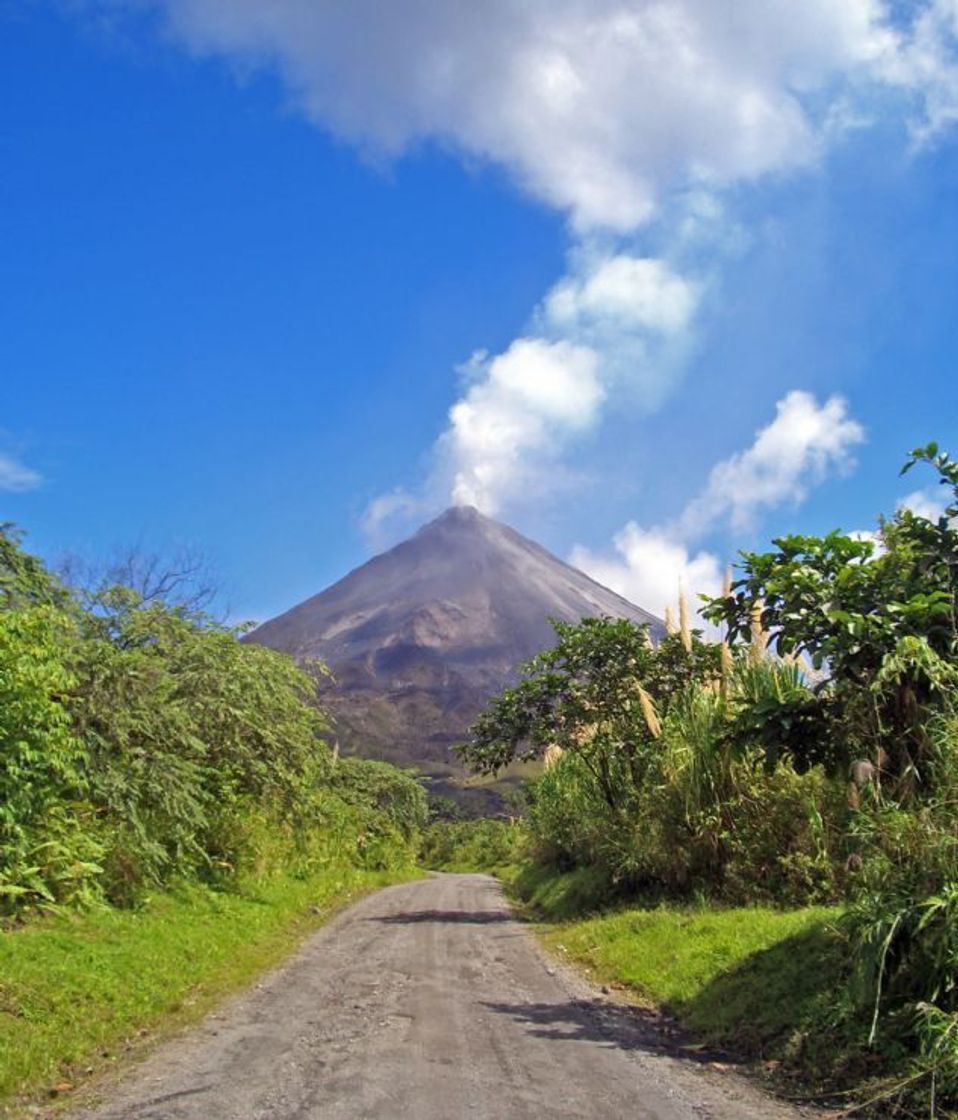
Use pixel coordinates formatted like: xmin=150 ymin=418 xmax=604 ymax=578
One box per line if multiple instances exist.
xmin=0 ymin=866 xmax=420 ymax=1116
xmin=508 ymin=866 xmax=883 ymax=1106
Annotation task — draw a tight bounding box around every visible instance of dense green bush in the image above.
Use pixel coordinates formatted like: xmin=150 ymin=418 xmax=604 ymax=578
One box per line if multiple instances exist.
xmin=419 ymin=817 xmax=525 ymax=873
xmin=327 ymin=757 xmax=428 ymax=868
xmin=0 ymin=526 xmax=424 ymax=915
xmin=0 ymin=606 xmax=92 ymax=909
xmin=839 ymin=713 xmax=958 ymax=1107
xmin=460 ymin=617 xmax=848 ymax=904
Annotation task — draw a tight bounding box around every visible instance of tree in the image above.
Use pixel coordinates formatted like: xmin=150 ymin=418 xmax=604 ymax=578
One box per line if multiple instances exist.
xmin=60 ymin=542 xmax=223 ymax=619
xmin=457 ymin=618 xmax=719 ymax=811
xmin=703 ymin=443 xmax=958 ymax=797
xmin=0 ymin=523 xmax=70 ymax=610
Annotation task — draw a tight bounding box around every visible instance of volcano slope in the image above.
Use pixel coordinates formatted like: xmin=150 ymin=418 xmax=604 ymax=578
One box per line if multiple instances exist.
xmin=73 ymin=875 xmax=810 ymax=1120
xmin=248 ymin=506 xmax=662 ymax=778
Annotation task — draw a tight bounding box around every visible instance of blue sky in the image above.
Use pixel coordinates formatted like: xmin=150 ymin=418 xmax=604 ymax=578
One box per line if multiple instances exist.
xmin=3 ymin=2 xmax=958 ymax=620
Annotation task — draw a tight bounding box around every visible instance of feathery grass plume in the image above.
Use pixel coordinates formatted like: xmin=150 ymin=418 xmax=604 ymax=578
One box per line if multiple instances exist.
xmin=644 ymin=626 xmax=655 ymax=651
xmin=722 ymin=566 xmax=733 ymax=600
xmin=748 ymin=598 xmax=767 ymax=667
xmin=664 ymin=606 xmax=677 ymax=635
xmin=572 ymin=722 xmax=598 ymax=747
xmin=331 ymin=740 xmax=340 ymax=766
xmin=720 ymin=640 xmax=734 ymax=680
xmin=678 ymin=586 xmax=693 ymax=654
xmin=637 ymin=685 xmax=662 ymax=739
xmin=543 ymin=743 xmax=564 ymax=770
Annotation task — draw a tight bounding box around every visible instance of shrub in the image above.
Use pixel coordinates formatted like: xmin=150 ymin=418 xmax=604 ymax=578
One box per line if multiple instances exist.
xmin=419 ymin=818 xmax=525 ymax=873
xmin=0 ymin=526 xmax=423 ymax=916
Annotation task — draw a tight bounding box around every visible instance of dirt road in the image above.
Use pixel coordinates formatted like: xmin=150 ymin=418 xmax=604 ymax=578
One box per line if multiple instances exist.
xmin=75 ymin=874 xmax=813 ymax=1120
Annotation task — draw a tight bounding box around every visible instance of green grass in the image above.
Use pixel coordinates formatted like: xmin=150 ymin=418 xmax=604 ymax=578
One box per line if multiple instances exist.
xmin=542 ymin=904 xmax=843 ymax=1046
xmin=509 ymin=863 xmax=612 ymax=919
xmin=0 ymin=865 xmax=419 ymax=1115
xmin=515 ymin=867 xmax=867 ymax=1094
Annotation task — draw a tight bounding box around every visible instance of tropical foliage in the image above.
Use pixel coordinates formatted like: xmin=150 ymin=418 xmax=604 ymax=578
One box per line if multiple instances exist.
xmin=0 ymin=525 xmax=427 ymax=915
xmin=458 ymin=444 xmax=958 ymax=1112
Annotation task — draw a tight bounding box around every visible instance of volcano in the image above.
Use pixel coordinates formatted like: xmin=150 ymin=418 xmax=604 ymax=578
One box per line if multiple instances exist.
xmin=248 ymin=506 xmax=662 ymax=777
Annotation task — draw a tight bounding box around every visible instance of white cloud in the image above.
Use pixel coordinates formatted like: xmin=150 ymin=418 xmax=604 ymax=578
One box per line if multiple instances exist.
xmin=126 ymin=1 xmax=955 ymax=534
xmin=444 ymin=337 xmax=603 ymax=512
xmin=898 ymin=486 xmax=949 ymax=521
xmin=571 ymin=523 xmax=723 ymax=617
xmin=360 ymin=488 xmax=428 ymax=545
xmin=0 ymin=450 xmax=41 ymax=492
xmin=147 ymin=0 xmax=942 ymax=232
xmin=422 ymin=251 xmax=700 ymax=516
xmin=679 ymin=391 xmax=865 ymax=536
xmin=544 ymin=255 xmax=699 ymax=334
xmin=572 ymin=391 xmax=864 ymax=613
xmin=878 ymin=0 xmax=958 ymax=141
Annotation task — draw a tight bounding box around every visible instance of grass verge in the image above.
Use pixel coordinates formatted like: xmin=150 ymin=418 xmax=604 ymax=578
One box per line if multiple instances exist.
xmin=0 ymin=865 xmax=419 ymax=1116
xmin=512 ymin=868 xmax=879 ymax=1099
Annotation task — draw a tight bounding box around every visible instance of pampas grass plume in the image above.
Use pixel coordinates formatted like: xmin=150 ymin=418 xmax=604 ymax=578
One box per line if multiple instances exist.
xmin=749 ymin=599 xmax=767 ymax=667
xmin=637 ymin=685 xmax=662 ymax=739
xmin=720 ymin=640 xmax=734 ymax=679
xmin=722 ymin=567 xmax=733 ymax=600
xmin=543 ymin=743 xmax=564 ymax=770
xmin=679 ymin=587 xmax=693 ymax=654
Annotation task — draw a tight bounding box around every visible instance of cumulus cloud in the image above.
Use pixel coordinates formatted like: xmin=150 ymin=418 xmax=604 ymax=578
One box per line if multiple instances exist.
xmin=878 ymin=0 xmax=958 ymax=141
xmin=444 ymin=337 xmax=602 ymax=512
xmin=678 ymin=391 xmax=865 ymax=536
xmin=0 ymin=450 xmax=41 ymax=492
xmin=124 ymin=1 xmax=956 ymax=537
xmin=571 ymin=523 xmax=724 ymax=618
xmin=427 ymin=251 xmax=700 ymax=516
xmin=572 ymin=391 xmax=864 ymax=614
xmin=545 ymin=254 xmax=700 ymax=334
xmin=145 ymin=0 xmax=945 ymax=232
xmin=898 ymin=486 xmax=949 ymax=521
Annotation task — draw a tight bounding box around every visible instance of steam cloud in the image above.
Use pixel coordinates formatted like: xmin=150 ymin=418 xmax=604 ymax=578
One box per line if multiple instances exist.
xmin=131 ymin=1 xmax=958 ymax=555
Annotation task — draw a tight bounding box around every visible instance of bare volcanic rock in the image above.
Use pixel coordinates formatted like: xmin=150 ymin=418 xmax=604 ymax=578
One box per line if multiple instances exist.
xmin=248 ymin=506 xmax=662 ymax=768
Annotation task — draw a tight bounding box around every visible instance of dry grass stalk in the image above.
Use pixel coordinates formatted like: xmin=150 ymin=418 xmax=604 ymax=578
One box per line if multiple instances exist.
xmin=678 ymin=587 xmax=693 ymax=654
xmin=637 ymin=685 xmax=662 ymax=739
xmin=571 ymin=723 xmax=598 ymax=747
xmin=720 ymin=640 xmax=734 ymax=680
xmin=749 ymin=599 xmax=767 ymax=667
xmin=722 ymin=567 xmax=733 ymax=599
xmin=543 ymin=743 xmax=564 ymax=770
xmin=664 ymin=606 xmax=677 ymax=635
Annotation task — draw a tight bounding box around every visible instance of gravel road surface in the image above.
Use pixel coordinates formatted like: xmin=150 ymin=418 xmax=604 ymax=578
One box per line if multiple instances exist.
xmin=75 ymin=873 xmax=814 ymax=1120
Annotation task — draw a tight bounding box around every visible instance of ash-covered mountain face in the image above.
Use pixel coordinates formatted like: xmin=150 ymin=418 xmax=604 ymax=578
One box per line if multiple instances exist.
xmin=248 ymin=506 xmax=663 ymax=771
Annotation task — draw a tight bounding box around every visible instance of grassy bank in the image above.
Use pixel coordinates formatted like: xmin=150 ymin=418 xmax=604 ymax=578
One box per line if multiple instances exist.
xmin=511 ymin=868 xmax=872 ymax=1098
xmin=0 ymin=865 xmax=419 ymax=1115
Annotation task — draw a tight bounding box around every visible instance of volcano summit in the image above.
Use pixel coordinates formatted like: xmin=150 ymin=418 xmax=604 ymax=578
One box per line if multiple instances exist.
xmin=249 ymin=507 xmax=662 ymax=775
